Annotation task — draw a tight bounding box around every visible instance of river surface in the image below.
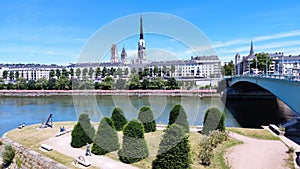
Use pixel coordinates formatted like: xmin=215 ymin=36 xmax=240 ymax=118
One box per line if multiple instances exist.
xmin=0 ymin=95 xmax=297 ymax=136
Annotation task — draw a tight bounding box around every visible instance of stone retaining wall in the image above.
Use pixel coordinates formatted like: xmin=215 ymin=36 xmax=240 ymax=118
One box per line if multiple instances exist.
xmin=0 ymin=135 xmax=68 ymax=169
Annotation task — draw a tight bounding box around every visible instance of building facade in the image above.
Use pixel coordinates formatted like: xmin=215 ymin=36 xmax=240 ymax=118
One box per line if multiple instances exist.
xmin=235 ymin=41 xmax=300 ymax=76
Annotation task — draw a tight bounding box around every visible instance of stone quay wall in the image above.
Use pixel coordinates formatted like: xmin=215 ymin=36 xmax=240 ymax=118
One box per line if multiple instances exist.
xmin=0 ymin=89 xmax=220 ymax=97
xmin=0 ymin=134 xmax=68 ymax=169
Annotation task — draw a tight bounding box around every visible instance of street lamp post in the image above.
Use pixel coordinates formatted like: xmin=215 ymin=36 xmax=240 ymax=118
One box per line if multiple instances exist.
xmin=266 ymin=55 xmax=268 ymax=76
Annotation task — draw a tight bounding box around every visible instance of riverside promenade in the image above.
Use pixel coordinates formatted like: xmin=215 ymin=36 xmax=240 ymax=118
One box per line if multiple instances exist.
xmin=0 ymin=89 xmax=220 ymax=97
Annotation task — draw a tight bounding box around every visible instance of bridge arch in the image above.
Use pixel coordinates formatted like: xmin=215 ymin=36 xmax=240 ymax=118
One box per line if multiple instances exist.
xmin=227 ymin=76 xmax=300 ymax=115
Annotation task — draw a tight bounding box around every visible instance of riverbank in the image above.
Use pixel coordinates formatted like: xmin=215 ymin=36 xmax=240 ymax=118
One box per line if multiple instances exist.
xmin=0 ymin=89 xmax=220 ymax=97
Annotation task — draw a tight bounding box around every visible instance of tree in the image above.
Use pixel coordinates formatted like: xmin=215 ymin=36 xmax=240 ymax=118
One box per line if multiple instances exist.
xmin=15 ymin=71 xmax=20 ymax=80
xmin=101 ymin=76 xmax=114 ymax=90
xmin=222 ymin=60 xmax=234 ymax=76
xmin=170 ymin=65 xmax=175 ymax=77
xmin=3 ymin=70 xmax=8 ymax=80
xmin=75 ymin=68 xmax=81 ymax=79
xmin=115 ymin=79 xmax=126 ymax=90
xmin=151 ymin=77 xmax=164 ymax=89
xmin=162 ymin=66 xmax=167 ymax=76
xmin=118 ymin=119 xmax=149 ymax=163
xmin=153 ymin=66 xmax=159 ymax=77
xmin=138 ymin=68 xmax=143 ymax=79
xmin=152 ymin=124 xmax=190 ymax=169
xmin=16 ymin=78 xmax=27 ymax=90
xmin=9 ymin=71 xmax=14 ymax=81
xmin=92 ymin=117 xmax=119 ymax=155
xmin=95 ymin=67 xmax=101 ymax=79
xmin=69 ymin=68 xmax=74 ymax=77
xmin=143 ymin=67 xmax=150 ymax=77
xmin=141 ymin=78 xmax=150 ymax=89
xmin=47 ymin=78 xmax=57 ymax=90
xmin=128 ymin=74 xmax=140 ymax=90
xmin=168 ymin=104 xmax=189 ymax=133
xmin=55 ymin=69 xmax=61 ymax=79
xmin=250 ymin=53 xmax=271 ymax=74
xmin=27 ymin=80 xmax=36 ymax=90
xmin=202 ymin=107 xmax=226 ymax=135
xmin=102 ymin=67 xmax=107 ymax=78
xmin=124 ymin=67 xmax=129 ymax=76
xmin=111 ymin=107 xmax=127 ymax=131
xmin=88 ymin=67 xmax=94 ymax=79
xmin=131 ymin=67 xmax=136 ymax=74
xmin=49 ymin=69 xmax=55 ymax=78
xmin=166 ymin=77 xmax=179 ymax=90
xmin=71 ymin=113 xmax=95 ymax=148
xmin=116 ymin=68 xmax=123 ymax=78
xmin=62 ymin=68 xmax=69 ymax=78
xmin=137 ymin=106 xmax=156 ymax=133
xmin=55 ymin=76 xmax=70 ymax=90
xmin=109 ymin=67 xmax=116 ymax=76
xmin=35 ymin=77 xmax=48 ymax=90
xmin=82 ymin=68 xmax=88 ymax=79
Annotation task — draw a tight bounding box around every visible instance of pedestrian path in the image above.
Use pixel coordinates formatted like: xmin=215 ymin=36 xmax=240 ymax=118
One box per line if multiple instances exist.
xmin=226 ymin=132 xmax=289 ymax=169
xmin=42 ymin=132 xmax=138 ymax=169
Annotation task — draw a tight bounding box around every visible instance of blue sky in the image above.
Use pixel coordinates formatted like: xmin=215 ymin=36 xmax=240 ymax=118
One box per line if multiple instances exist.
xmin=1 ymin=0 xmax=300 ymax=65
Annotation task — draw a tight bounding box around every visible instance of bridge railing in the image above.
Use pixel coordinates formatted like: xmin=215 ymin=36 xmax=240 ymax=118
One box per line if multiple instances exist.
xmin=229 ymin=74 xmax=300 ymax=82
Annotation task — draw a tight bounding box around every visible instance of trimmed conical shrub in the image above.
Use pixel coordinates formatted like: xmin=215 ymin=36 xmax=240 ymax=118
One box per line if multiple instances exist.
xmin=202 ymin=107 xmax=226 ymax=135
xmin=111 ymin=107 xmax=128 ymax=131
xmin=71 ymin=113 xmax=95 ymax=148
xmin=137 ymin=106 xmax=156 ymax=133
xmin=168 ymin=104 xmax=189 ymax=133
xmin=152 ymin=124 xmax=191 ymax=169
xmin=92 ymin=117 xmax=119 ymax=155
xmin=118 ymin=119 xmax=149 ymax=163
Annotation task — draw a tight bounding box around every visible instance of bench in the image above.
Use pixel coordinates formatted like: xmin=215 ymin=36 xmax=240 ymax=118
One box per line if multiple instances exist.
xmin=74 ymin=156 xmax=91 ymax=167
xmin=55 ymin=128 xmax=73 ymax=137
xmin=55 ymin=131 xmax=66 ymax=137
xmin=41 ymin=144 xmax=53 ymax=151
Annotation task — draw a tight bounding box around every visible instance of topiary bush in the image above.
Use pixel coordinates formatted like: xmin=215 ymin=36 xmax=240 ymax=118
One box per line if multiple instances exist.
xmin=202 ymin=107 xmax=226 ymax=135
xmin=152 ymin=124 xmax=191 ymax=169
xmin=111 ymin=107 xmax=128 ymax=131
xmin=92 ymin=117 xmax=119 ymax=155
xmin=118 ymin=119 xmax=149 ymax=163
xmin=2 ymin=144 xmax=15 ymax=167
xmin=137 ymin=106 xmax=156 ymax=133
xmin=71 ymin=113 xmax=95 ymax=148
xmin=167 ymin=104 xmax=189 ymax=133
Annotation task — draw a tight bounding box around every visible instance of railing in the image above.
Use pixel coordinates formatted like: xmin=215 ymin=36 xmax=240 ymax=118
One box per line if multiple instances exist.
xmin=229 ymin=74 xmax=300 ymax=82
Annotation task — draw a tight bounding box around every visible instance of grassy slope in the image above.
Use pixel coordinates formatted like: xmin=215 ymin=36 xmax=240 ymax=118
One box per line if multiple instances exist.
xmin=227 ymin=127 xmax=280 ymax=140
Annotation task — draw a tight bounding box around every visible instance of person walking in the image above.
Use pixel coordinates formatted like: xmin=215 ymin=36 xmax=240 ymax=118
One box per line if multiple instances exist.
xmin=86 ymin=143 xmax=91 ymax=156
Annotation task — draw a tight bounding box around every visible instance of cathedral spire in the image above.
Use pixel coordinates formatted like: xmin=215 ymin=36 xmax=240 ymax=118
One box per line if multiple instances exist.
xmin=249 ymin=40 xmax=254 ymax=56
xmin=140 ymin=14 xmax=144 ymax=40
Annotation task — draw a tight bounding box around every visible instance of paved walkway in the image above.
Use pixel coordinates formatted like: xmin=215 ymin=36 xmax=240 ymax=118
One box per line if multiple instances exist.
xmin=226 ymin=132 xmax=289 ymax=169
xmin=42 ymin=132 xmax=138 ymax=169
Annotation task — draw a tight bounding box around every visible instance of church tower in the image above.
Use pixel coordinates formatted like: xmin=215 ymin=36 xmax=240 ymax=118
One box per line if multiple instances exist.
xmin=121 ymin=45 xmax=127 ymax=64
xmin=249 ymin=40 xmax=254 ymax=56
xmin=137 ymin=14 xmax=146 ymax=63
xmin=111 ymin=44 xmax=119 ymax=63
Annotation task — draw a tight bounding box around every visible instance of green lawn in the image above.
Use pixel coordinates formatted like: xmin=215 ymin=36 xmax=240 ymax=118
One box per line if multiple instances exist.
xmin=7 ymin=123 xmax=283 ymax=169
xmin=227 ymin=127 xmax=280 ymax=140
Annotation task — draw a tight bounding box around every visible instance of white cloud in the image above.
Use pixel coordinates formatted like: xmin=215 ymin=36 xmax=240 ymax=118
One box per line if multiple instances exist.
xmin=213 ymin=30 xmax=300 ymax=48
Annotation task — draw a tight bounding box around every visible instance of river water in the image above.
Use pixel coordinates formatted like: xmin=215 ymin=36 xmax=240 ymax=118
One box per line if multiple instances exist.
xmin=0 ymin=95 xmax=297 ymax=136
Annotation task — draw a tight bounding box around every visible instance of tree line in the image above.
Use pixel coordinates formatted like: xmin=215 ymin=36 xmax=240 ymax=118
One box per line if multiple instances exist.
xmin=0 ymin=66 xmax=180 ymax=90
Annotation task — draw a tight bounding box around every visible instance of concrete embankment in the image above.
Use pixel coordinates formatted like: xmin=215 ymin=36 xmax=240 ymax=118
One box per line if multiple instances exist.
xmin=0 ymin=89 xmax=221 ymax=97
